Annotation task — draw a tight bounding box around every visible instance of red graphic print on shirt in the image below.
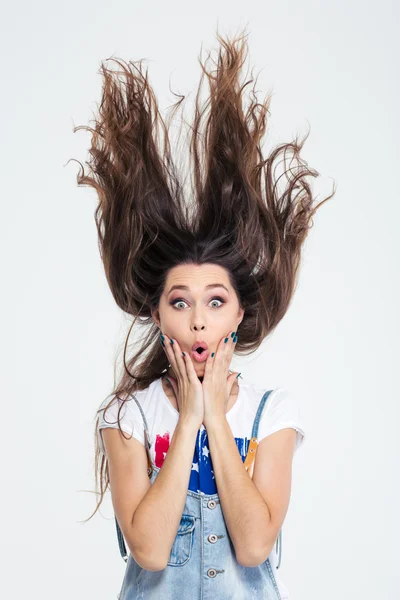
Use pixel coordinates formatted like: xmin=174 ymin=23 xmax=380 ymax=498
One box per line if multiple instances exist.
xmin=154 ymin=432 xmax=171 ymax=468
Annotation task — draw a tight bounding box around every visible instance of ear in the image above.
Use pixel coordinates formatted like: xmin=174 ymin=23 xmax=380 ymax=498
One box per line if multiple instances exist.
xmin=151 ymin=307 xmax=160 ymax=328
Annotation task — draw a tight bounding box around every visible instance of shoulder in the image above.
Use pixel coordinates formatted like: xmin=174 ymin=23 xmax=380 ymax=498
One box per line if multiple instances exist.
xmin=97 ymin=381 xmax=154 ymax=429
xmin=96 ymin=382 xmax=156 ymax=457
xmin=243 ymin=382 xmax=306 ymax=453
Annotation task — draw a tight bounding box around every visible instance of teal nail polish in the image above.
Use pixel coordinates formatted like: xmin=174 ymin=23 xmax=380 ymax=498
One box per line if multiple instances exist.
xmin=170 ymin=338 xmax=174 ymax=344
xmin=161 ymin=340 xmax=165 ymax=347
xmin=231 ymin=331 xmax=236 ymax=337
xmin=182 ymin=351 xmax=185 ymax=356
xmin=224 ymin=337 xmax=228 ymax=343
xmin=233 ymin=335 xmax=237 ymax=343
xmin=211 ymin=352 xmax=215 ymax=357
xmin=236 ymin=372 xmax=241 ymax=379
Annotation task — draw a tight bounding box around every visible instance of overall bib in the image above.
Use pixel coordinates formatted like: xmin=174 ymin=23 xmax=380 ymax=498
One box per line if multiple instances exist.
xmin=114 ymin=389 xmax=283 ymax=600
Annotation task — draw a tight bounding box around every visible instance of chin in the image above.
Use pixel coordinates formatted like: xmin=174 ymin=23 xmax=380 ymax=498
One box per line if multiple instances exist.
xmin=193 ymin=361 xmax=205 ymax=369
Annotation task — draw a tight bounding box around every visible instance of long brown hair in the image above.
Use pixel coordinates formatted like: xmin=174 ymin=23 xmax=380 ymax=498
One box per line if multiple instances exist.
xmin=71 ymin=28 xmax=336 ymax=523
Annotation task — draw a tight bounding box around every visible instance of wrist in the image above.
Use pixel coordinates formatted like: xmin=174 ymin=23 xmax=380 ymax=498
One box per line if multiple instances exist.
xmin=203 ymin=415 xmax=228 ymax=431
xmin=177 ymin=417 xmax=201 ymax=435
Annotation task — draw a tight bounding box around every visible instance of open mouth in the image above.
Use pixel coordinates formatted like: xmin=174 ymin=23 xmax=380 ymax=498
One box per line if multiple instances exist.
xmin=191 ymin=345 xmax=210 ymax=362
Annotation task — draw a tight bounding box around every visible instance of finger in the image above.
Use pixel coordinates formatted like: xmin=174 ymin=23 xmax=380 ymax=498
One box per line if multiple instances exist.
xmin=204 ymin=331 xmax=228 ymax=378
xmin=163 ymin=336 xmax=182 ymax=383
xmin=203 ymin=344 xmax=215 ymax=378
xmin=169 ymin=337 xmax=186 ymax=381
xmin=220 ymin=330 xmax=237 ymax=369
xmin=160 ymin=333 xmax=172 ymax=364
xmin=167 ymin=336 xmax=197 ymax=383
xmin=181 ymin=344 xmax=199 ymax=382
xmin=227 ymin=330 xmax=237 ymax=365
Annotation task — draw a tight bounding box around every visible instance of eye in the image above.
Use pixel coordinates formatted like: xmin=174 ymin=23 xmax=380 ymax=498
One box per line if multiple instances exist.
xmin=170 ymin=297 xmax=225 ymax=310
xmin=171 ymin=299 xmax=188 ymax=310
xmin=209 ymin=297 xmax=224 ymax=308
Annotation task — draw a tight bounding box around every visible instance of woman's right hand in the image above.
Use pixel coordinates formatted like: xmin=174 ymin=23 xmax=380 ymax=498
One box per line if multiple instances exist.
xmin=160 ymin=333 xmax=204 ymax=429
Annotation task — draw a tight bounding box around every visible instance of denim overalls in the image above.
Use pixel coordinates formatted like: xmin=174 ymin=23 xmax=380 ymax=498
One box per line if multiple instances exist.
xmin=114 ymin=389 xmax=283 ymax=600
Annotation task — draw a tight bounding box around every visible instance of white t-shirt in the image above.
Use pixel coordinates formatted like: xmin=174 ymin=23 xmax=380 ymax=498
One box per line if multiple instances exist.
xmin=97 ymin=375 xmax=305 ymax=599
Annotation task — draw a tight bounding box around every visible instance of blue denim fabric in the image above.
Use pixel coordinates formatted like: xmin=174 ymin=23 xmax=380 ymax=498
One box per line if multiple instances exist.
xmin=116 ymin=389 xmax=282 ymax=600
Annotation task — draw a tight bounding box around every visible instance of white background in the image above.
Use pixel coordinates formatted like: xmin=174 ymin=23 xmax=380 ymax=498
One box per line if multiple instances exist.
xmin=1 ymin=1 xmax=399 ymax=598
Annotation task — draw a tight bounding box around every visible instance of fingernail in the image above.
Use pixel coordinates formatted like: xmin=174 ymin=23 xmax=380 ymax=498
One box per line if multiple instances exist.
xmin=211 ymin=352 xmax=215 ymax=357
xmin=182 ymin=351 xmax=185 ymax=356
xmin=233 ymin=335 xmax=237 ymax=343
xmin=236 ymin=372 xmax=241 ymax=379
xmin=224 ymin=337 xmax=229 ymax=343
xmin=231 ymin=331 xmax=236 ymax=338
xmin=161 ymin=340 xmax=165 ymax=347
xmin=170 ymin=338 xmax=174 ymax=344
xmin=166 ymin=378 xmax=170 ymax=384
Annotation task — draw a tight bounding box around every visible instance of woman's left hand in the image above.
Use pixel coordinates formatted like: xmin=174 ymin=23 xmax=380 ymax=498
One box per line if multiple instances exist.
xmin=202 ymin=330 xmax=239 ymax=428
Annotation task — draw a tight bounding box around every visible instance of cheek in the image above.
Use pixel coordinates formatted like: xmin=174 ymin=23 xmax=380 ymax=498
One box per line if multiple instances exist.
xmin=158 ymin=307 xmax=180 ymax=334
xmin=213 ymin=305 xmax=235 ymax=323
xmin=165 ymin=311 xmax=187 ymax=334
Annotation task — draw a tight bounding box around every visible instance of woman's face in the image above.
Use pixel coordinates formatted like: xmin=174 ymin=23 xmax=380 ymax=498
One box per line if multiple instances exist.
xmin=152 ymin=263 xmax=244 ymax=379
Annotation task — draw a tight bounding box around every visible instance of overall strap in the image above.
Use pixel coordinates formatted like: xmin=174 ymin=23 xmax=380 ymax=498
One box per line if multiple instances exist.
xmin=243 ymin=389 xmax=283 ymax=569
xmin=243 ymin=389 xmax=273 ymax=474
xmin=114 ymin=392 xmax=153 ymax=563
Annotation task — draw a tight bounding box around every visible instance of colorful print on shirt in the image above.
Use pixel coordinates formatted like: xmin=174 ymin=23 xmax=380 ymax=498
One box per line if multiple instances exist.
xmin=154 ymin=425 xmax=250 ymax=495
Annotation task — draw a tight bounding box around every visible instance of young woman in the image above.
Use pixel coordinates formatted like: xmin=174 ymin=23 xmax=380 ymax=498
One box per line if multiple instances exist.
xmin=74 ymin=29 xmax=335 ymax=599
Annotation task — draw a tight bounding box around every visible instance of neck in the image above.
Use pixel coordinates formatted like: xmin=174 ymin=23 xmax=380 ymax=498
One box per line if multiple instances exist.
xmin=166 ymin=366 xmax=203 ymax=383
xmin=164 ymin=368 xmax=237 ymax=392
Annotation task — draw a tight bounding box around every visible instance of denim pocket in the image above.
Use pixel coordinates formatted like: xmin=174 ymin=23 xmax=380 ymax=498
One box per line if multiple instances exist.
xmin=167 ymin=513 xmax=196 ymax=567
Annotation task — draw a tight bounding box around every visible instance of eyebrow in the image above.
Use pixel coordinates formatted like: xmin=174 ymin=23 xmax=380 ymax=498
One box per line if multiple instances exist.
xmin=167 ymin=283 xmax=230 ymax=295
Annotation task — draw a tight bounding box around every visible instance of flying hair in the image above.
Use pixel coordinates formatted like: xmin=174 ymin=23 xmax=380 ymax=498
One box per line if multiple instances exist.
xmin=70 ymin=28 xmax=336 ymax=522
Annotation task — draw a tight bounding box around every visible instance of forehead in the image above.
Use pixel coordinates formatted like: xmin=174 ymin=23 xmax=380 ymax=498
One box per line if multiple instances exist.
xmin=165 ymin=264 xmax=230 ymax=291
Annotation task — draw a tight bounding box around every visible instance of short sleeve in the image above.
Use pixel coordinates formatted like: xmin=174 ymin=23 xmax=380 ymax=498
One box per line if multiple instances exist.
xmin=97 ymin=394 xmax=145 ymax=458
xmin=258 ymin=388 xmax=305 ymax=452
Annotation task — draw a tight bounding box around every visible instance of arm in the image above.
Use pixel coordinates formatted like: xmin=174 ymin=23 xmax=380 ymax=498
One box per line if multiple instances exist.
xmin=102 ymin=417 xmax=199 ymax=571
xmin=132 ymin=418 xmax=199 ymax=569
xmin=206 ymin=417 xmax=297 ymax=567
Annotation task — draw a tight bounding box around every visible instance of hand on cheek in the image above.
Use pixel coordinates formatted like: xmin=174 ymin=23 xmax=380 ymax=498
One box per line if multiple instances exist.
xmin=201 ymin=330 xmax=239 ymax=427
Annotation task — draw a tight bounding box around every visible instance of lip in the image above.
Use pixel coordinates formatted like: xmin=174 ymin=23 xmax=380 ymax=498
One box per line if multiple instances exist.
xmin=192 ymin=341 xmax=209 ymax=351
xmin=191 ymin=348 xmax=210 ymax=362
